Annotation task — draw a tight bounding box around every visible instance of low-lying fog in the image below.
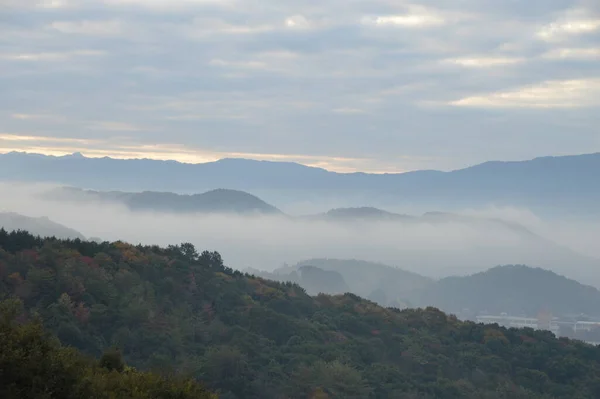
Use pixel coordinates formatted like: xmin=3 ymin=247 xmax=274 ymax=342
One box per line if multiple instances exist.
xmin=1 ymin=183 xmax=599 ymax=285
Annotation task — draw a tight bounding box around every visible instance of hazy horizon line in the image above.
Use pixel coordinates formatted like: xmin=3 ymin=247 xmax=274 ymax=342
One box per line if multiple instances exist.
xmin=2 ymin=149 xmax=597 ymax=175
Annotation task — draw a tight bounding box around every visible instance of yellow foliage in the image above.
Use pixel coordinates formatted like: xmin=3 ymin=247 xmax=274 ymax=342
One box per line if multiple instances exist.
xmin=483 ymin=328 xmax=509 ymax=344
xmin=310 ymin=387 xmax=330 ymax=399
xmin=215 ymin=272 xmax=233 ymax=281
xmin=113 ymin=241 xmax=133 ymax=250
xmin=7 ymin=272 xmax=22 ymax=284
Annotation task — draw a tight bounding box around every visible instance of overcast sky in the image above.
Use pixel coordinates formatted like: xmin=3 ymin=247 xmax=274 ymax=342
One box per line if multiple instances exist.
xmin=1 ymin=0 xmax=599 ymax=172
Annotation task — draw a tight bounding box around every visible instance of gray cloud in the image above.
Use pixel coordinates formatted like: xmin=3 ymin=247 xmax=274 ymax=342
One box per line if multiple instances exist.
xmin=1 ymin=0 xmax=599 ymax=171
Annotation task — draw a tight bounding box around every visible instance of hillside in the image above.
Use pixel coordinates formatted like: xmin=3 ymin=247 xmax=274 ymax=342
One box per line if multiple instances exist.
xmin=43 ymin=187 xmax=282 ymax=214
xmin=413 ymin=265 xmax=600 ymax=318
xmin=2 ymin=151 xmax=600 ymax=216
xmin=261 ymin=259 xmax=433 ymax=308
xmin=310 ymin=209 xmax=538 ymax=237
xmin=0 ymin=212 xmax=85 ymax=240
xmin=0 ymin=299 xmax=215 ymax=398
xmin=251 ymin=261 xmax=600 ymax=322
xmin=312 ymin=207 xmax=415 ymax=222
xmin=245 ymin=265 xmax=351 ymax=297
xmin=4 ymin=232 xmax=600 ymax=397
xmin=301 ymin=211 xmax=600 ymax=288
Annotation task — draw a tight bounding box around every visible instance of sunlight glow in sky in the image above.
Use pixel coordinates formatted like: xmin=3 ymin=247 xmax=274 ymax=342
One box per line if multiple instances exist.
xmin=1 ymin=0 xmax=599 ymax=172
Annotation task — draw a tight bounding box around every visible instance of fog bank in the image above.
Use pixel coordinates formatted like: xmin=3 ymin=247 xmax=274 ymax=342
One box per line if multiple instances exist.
xmin=0 ymin=183 xmax=599 ymax=285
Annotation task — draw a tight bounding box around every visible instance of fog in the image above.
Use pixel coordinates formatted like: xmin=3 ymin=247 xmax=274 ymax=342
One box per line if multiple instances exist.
xmin=1 ymin=182 xmax=599 ymax=286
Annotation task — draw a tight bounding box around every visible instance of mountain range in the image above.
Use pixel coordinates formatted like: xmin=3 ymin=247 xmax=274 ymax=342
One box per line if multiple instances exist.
xmin=312 ymin=207 xmax=415 ymax=221
xmin=253 ymin=259 xmax=600 ymax=321
xmin=247 ymin=258 xmax=432 ymax=308
xmin=42 ymin=187 xmax=281 ymax=215
xmin=2 ymin=151 xmax=600 ymax=217
xmin=413 ymin=264 xmax=600 ymax=318
xmin=4 ymin=185 xmax=597 ymax=285
xmin=1 ymin=213 xmax=598 ymax=325
xmin=2 ymin=208 xmax=593 ymax=320
xmin=37 ymin=187 xmax=544 ymax=230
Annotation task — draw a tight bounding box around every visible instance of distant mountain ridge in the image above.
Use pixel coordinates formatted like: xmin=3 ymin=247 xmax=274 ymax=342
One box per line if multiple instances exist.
xmin=249 ymin=258 xmax=434 ymax=308
xmin=311 ymin=207 xmax=539 ymax=235
xmin=2 ymin=151 xmax=600 ymax=216
xmin=257 ymin=260 xmax=600 ymax=320
xmin=0 ymin=212 xmax=85 ymax=240
xmin=248 ymin=265 xmax=352 ymax=296
xmin=39 ymin=188 xmax=549 ymax=238
xmin=413 ymin=265 xmax=600 ymax=319
xmin=43 ymin=187 xmax=282 ymax=215
xmin=314 ymin=207 xmax=415 ymax=221
xmin=36 ymin=186 xmax=600 ymax=285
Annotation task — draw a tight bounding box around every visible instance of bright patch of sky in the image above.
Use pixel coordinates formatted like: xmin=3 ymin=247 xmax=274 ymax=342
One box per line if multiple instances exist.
xmin=1 ymin=0 xmax=599 ymax=172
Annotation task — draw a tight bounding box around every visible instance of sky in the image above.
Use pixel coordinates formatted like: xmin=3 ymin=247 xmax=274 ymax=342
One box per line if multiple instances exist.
xmin=1 ymin=0 xmax=599 ymax=172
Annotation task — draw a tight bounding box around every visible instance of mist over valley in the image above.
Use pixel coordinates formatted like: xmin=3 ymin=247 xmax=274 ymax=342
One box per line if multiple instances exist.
xmin=1 ymin=175 xmax=598 ymax=287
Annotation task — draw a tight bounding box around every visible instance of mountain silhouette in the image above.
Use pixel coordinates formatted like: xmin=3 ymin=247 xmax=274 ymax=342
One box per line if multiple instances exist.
xmin=0 ymin=212 xmax=85 ymax=240
xmin=43 ymin=187 xmax=282 ymax=215
xmin=413 ymin=265 xmax=600 ymax=318
xmin=2 ymin=151 xmax=599 ymax=216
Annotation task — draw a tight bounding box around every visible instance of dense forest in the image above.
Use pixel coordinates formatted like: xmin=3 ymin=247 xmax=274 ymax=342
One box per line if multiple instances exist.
xmin=0 ymin=298 xmax=215 ymax=398
xmin=3 ymin=230 xmax=600 ymax=398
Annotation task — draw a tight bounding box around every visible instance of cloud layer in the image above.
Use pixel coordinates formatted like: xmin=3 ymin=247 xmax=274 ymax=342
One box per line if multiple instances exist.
xmin=1 ymin=0 xmax=599 ymax=171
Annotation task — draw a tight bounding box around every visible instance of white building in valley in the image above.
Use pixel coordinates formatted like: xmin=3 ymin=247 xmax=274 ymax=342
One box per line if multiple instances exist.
xmin=574 ymin=321 xmax=600 ymax=333
xmin=476 ymin=314 xmax=560 ymax=336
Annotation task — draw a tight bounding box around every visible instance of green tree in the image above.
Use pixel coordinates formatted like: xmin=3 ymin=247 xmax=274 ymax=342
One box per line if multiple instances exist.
xmin=100 ymin=348 xmax=125 ymax=372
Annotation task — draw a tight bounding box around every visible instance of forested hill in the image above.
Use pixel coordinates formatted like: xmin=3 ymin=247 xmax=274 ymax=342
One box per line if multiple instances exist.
xmin=0 ymin=298 xmax=215 ymax=399
xmin=4 ymin=231 xmax=600 ymax=398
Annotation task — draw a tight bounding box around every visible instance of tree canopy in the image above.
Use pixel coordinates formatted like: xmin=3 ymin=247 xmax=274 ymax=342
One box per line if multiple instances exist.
xmin=0 ymin=298 xmax=215 ymax=399
xmin=2 ymin=230 xmax=600 ymax=398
